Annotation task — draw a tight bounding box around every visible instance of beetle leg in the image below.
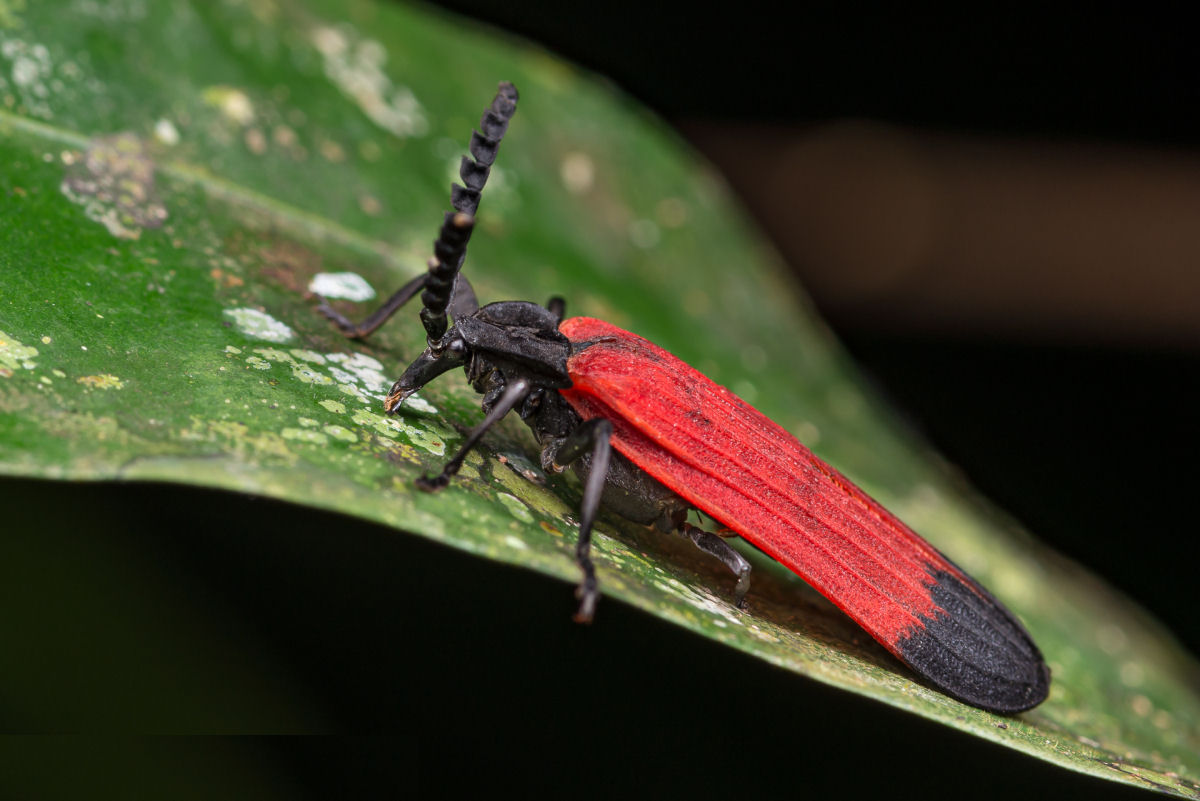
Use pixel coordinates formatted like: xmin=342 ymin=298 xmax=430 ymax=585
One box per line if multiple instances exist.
xmin=677 ymin=523 xmax=751 ymax=609
xmin=415 ymin=378 xmax=530 ymax=492
xmin=546 ymin=296 xmax=566 ymax=323
xmin=317 ymin=262 xmax=478 ymax=341
xmin=317 ymin=273 xmax=426 ymax=339
xmin=552 ymin=418 xmax=614 ymax=623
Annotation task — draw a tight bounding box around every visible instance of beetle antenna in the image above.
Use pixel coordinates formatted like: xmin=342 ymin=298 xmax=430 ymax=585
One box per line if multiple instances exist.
xmin=419 ymin=212 xmax=474 ymax=342
xmin=420 ymin=82 xmax=520 ymax=342
xmin=453 ymin=81 xmax=519 ymax=217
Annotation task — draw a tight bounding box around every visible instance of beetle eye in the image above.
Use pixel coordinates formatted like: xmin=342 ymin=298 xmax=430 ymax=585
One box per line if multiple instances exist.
xmin=447 ymin=338 xmax=466 ymax=355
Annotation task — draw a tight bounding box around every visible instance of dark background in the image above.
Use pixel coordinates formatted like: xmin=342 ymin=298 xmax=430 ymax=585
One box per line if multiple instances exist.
xmin=4 ymin=3 xmax=1198 ymax=799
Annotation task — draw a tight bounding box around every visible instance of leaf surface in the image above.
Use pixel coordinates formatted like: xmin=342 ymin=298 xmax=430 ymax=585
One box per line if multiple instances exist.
xmin=0 ymin=2 xmax=1196 ymax=794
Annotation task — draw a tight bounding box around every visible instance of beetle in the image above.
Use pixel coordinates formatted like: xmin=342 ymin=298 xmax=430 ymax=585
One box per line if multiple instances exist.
xmin=317 ymin=82 xmax=1050 ymax=713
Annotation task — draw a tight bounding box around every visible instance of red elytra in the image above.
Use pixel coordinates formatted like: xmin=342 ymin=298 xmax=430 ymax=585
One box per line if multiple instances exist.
xmin=559 ymin=316 xmax=1049 ymax=713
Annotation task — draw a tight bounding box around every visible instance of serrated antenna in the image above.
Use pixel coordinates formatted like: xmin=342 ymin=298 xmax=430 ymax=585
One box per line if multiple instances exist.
xmin=420 ymin=82 xmax=519 ymax=342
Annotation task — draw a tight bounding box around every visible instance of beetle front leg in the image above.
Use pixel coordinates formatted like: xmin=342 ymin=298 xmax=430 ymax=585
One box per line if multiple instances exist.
xmin=415 ymin=378 xmax=530 ymax=491
xmin=552 ymin=418 xmax=614 ymax=623
xmin=317 ymin=274 xmax=427 ymax=339
xmin=317 ymin=272 xmax=481 ymax=340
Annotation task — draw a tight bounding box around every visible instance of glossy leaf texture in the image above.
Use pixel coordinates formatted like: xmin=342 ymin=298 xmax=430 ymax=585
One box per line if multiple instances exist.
xmin=0 ymin=1 xmax=1197 ymax=794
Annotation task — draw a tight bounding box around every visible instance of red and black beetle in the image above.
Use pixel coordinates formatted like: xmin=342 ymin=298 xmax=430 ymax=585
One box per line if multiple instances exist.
xmin=318 ymin=82 xmax=1050 ymax=714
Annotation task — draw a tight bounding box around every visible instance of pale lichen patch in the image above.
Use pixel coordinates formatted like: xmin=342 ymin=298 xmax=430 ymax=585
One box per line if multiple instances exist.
xmin=324 ymin=425 xmax=358 ymax=443
xmin=358 ymin=194 xmax=382 ymax=216
xmin=319 ymin=399 xmax=347 ymax=415
xmin=503 ymin=534 xmax=529 ymax=551
xmin=351 ymin=407 xmax=401 ymax=439
xmin=399 ymin=392 xmax=437 ymax=415
xmin=497 ymin=493 xmax=534 ymax=524
xmin=203 ymin=85 xmax=255 ymax=125
xmin=652 ymin=577 xmax=744 ymax=628
xmin=76 ymin=373 xmax=124 ymax=390
xmin=318 ymin=138 xmax=346 ymax=163
xmin=326 ymin=365 xmax=358 ymax=386
xmin=288 ymin=348 xmax=326 ymax=364
xmin=308 ymin=271 xmax=376 ymax=301
xmin=153 ymin=118 xmax=180 ymax=146
xmin=335 ymin=382 xmax=368 ymax=402
xmin=1 ymin=35 xmax=53 ymax=119
xmin=0 ymin=330 xmax=38 ymax=371
xmin=291 ymin=364 xmax=333 ymax=385
xmin=68 ymin=0 xmax=148 ymax=23
xmin=559 ymin=151 xmax=595 ymax=194
xmin=60 ymin=132 xmax=167 ymax=240
xmin=244 ymin=127 xmax=267 ymax=155
xmin=252 ymin=346 xmax=294 ymax=363
xmin=350 ymin=407 xmax=447 ymax=456
xmin=326 ymin=351 xmax=388 ymax=393
xmin=224 ymin=308 xmax=296 ymax=342
xmin=281 ymin=427 xmax=329 ymax=445
xmin=178 ymin=416 xmax=296 ymax=465
xmin=310 ymin=23 xmax=427 ymax=137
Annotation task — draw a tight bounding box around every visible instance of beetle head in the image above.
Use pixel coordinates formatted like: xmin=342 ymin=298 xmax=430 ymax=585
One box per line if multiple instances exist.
xmin=385 ymin=300 xmax=571 ymax=413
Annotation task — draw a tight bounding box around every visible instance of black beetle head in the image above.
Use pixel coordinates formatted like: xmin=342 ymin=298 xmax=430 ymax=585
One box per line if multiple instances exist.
xmin=385 ymin=300 xmax=571 ymax=413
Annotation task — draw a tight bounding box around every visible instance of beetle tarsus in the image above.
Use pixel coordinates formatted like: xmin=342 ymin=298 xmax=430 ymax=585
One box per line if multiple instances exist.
xmin=573 ymin=574 xmax=598 ymax=624
xmin=679 ymin=522 xmax=752 ymax=609
xmin=552 ymin=419 xmax=613 ymax=623
xmin=315 ymin=299 xmax=361 ymax=337
xmin=415 ymin=473 xmax=451 ymax=492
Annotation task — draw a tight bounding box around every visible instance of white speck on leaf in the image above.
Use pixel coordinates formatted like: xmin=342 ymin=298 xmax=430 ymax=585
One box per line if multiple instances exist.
xmin=203 ymin=85 xmax=255 ymax=125
xmin=560 ymin=152 xmax=594 ymax=194
xmin=153 ymin=118 xmax=180 ymax=145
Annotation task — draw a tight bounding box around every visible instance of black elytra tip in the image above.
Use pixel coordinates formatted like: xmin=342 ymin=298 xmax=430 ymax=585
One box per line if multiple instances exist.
xmin=896 ymin=569 xmax=1051 ymax=714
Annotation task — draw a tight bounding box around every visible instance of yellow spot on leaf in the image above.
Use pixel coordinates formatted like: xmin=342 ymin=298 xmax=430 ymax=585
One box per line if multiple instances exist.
xmin=76 ymin=373 xmax=124 ymax=390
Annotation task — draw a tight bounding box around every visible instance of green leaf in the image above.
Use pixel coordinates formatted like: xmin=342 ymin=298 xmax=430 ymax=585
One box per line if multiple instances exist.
xmin=0 ymin=1 xmax=1197 ymax=794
